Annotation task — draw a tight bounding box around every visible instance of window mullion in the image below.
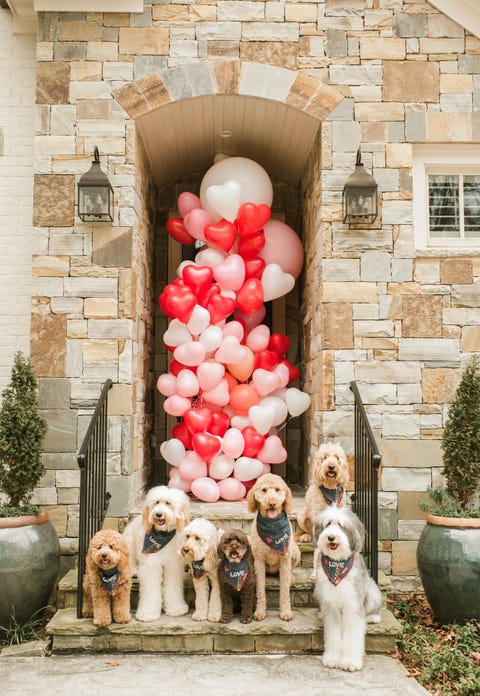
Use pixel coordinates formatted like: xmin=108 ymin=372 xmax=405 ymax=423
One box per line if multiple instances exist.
xmin=459 ymin=174 xmax=465 ymax=239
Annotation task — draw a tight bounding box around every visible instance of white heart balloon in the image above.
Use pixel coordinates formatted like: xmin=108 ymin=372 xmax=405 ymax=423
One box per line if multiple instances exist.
xmin=273 ymin=362 xmax=290 ymax=389
xmin=248 ymin=404 xmax=275 ymax=435
xmin=221 ymin=427 xmax=245 ymax=459
xmin=173 ymin=341 xmax=206 ymax=367
xmin=197 ymin=360 xmax=225 ymax=391
xmin=230 ymin=414 xmax=251 ymax=431
xmin=163 ymin=319 xmax=192 ymax=347
xmin=202 ymin=379 xmax=230 ymax=407
xmin=176 ymin=369 xmax=199 ymax=398
xmin=209 ymin=454 xmax=235 ymax=480
xmin=199 ymin=325 xmax=223 ymax=353
xmin=260 ymin=396 xmax=288 ymax=426
xmin=246 ymin=324 xmax=270 ymax=352
xmin=234 ymin=456 xmax=264 ymax=482
xmin=261 ymin=263 xmax=295 ymax=302
xmin=160 ymin=438 xmax=186 ymax=467
xmin=195 ymin=246 xmax=228 ymax=268
xmin=222 ymin=320 xmax=244 ymax=342
xmin=187 ymin=305 xmax=211 ymax=335
xmin=215 ymin=335 xmax=247 ymax=364
xmin=205 ymin=180 xmax=242 ymax=222
xmin=251 ymin=368 xmax=281 ymax=397
xmin=285 ymin=388 xmax=311 ymax=417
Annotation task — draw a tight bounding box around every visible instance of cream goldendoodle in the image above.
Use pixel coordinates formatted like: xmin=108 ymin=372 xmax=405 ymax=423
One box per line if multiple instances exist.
xmin=247 ymin=473 xmax=300 ymax=622
xmin=82 ymin=529 xmax=132 ymax=627
xmin=178 ymin=517 xmax=223 ymax=622
xmin=123 ymin=485 xmax=190 ymax=622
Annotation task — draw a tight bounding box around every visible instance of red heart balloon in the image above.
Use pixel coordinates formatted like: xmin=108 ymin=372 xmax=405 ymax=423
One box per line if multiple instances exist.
xmin=254 ymin=349 xmax=279 ymax=372
xmin=238 ymin=231 xmax=265 ymax=258
xmin=184 ymin=407 xmax=213 ymax=435
xmin=237 ymin=203 xmax=271 ymax=236
xmin=172 ymin=422 xmax=193 ymax=449
xmin=182 ymin=265 xmax=214 ymax=297
xmin=268 ymin=333 xmax=290 ymax=357
xmin=241 ymin=426 xmax=265 ymax=458
xmin=159 ymin=286 xmax=197 ymax=323
xmin=244 ymin=257 xmax=266 ymax=280
xmin=198 ymin=283 xmax=220 ymax=308
xmin=204 ymin=219 xmax=237 ymax=252
xmin=207 ymin=294 xmax=236 ymax=324
xmin=236 ymin=278 xmax=264 ymax=315
xmin=279 ymin=357 xmax=300 ymax=383
xmin=170 ymin=360 xmax=197 ymax=376
xmin=166 ymin=217 xmax=196 ymax=245
xmin=209 ymin=411 xmax=230 ymax=437
xmin=192 ymin=432 xmax=221 ymax=462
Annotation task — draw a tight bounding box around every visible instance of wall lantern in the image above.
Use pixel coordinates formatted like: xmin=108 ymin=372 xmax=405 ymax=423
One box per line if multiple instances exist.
xmin=342 ymin=148 xmax=378 ymax=226
xmin=77 ymin=147 xmax=113 ymax=222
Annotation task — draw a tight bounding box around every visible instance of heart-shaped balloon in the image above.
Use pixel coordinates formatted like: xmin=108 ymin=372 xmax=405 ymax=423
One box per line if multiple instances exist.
xmin=254 ymin=349 xmax=279 ymax=372
xmin=173 ymin=341 xmax=206 ymax=367
xmin=222 ymin=320 xmax=244 ymax=342
xmin=191 ymin=476 xmax=220 ymax=502
xmin=192 ymin=432 xmax=222 ymax=462
xmin=163 ymin=319 xmax=193 ymax=348
xmin=204 ymin=219 xmax=237 ymax=252
xmin=179 ymin=451 xmax=208 ymax=480
xmin=261 ymin=263 xmax=295 ymax=301
xmin=238 ymin=231 xmax=265 ymax=258
xmin=230 ymin=414 xmax=251 ymax=430
xmin=169 ymin=359 xmax=196 ymax=377
xmin=226 ymin=345 xmax=255 ymax=382
xmin=273 ymin=362 xmax=290 ymax=389
xmin=249 ymin=404 xmax=275 ymax=435
xmin=234 ymin=456 xmax=263 ymax=482
xmin=166 ymin=217 xmax=195 ymax=245
xmin=257 ymin=435 xmax=287 ymax=464
xmin=209 ymin=411 xmax=230 ymax=437
xmin=177 ymin=191 xmax=201 ymax=218
xmin=241 ymin=426 xmax=265 ymax=458
xmin=183 ymin=208 xmax=214 ymax=241
xmin=159 ymin=286 xmax=197 ymax=323
xmin=163 ymin=394 xmax=191 ymax=417
xmin=184 ymin=407 xmax=213 ymax=434
xmin=205 ymin=180 xmax=242 ymax=222
xmin=260 ymin=396 xmax=288 ymax=426
xmin=176 ymin=369 xmax=200 ymax=398
xmin=197 ymin=360 xmax=225 ymax=391
xmin=160 ymin=438 xmax=186 ymax=467
xmin=157 ymin=373 xmax=177 ymax=397
xmin=251 ymin=368 xmax=281 ymax=397
xmin=172 ymin=421 xmax=193 ymax=449
xmin=246 ymin=324 xmax=270 ymax=352
xmin=209 ymin=454 xmax=235 ymax=480
xmin=285 ymin=387 xmax=311 ymax=417
xmin=168 ymin=468 xmax=191 ymax=493
xmin=182 ymin=264 xmax=214 ymax=297
xmin=187 ymin=304 xmax=211 ymax=336
xmin=207 ymin=294 xmax=236 ymax=325
xmin=236 ymin=278 xmax=264 ymax=315
xmin=244 ymin=257 xmax=266 ymax=280
xmin=268 ymin=333 xmax=290 ymax=357
xmin=221 ymin=427 xmax=245 ymax=459
xmin=215 ymin=335 xmax=247 ymax=364
xmin=202 ymin=379 xmax=230 ymax=407
xmin=195 ymin=246 xmax=228 ymax=268
xmin=279 ymin=358 xmax=300 ymax=383
xmin=234 ymin=306 xmax=267 ymax=332
xmin=213 ymin=254 xmax=246 ymax=292
xmin=237 ymin=202 xmax=271 ymax=236
xmin=218 ymin=477 xmax=246 ymax=501
xmin=199 ymin=325 xmax=223 ymax=353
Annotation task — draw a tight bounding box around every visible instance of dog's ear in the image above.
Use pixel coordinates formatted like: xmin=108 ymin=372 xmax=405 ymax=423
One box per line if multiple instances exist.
xmin=177 ymin=502 xmax=190 ymax=532
xmin=142 ymin=500 xmax=151 ymax=531
xmin=116 ymin=537 xmax=131 ymax=576
xmin=246 ymin=485 xmax=258 ymax=513
xmin=203 ymin=541 xmax=218 ymax=573
xmin=283 ymin=483 xmax=293 ymax=514
xmin=313 ymin=514 xmax=324 ymax=547
xmin=85 ymin=539 xmax=96 ymax=573
xmin=339 ymin=452 xmax=350 ymax=488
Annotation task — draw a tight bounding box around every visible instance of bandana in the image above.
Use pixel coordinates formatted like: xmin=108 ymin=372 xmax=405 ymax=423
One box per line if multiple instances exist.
xmin=321 ymin=554 xmax=354 ymax=585
xmin=320 ymin=485 xmax=344 ymax=507
xmin=191 ymin=559 xmax=207 ymax=580
xmin=256 ymin=511 xmax=291 ymax=554
xmin=223 ymin=558 xmax=249 ymax=592
xmin=99 ymin=566 xmax=123 ymax=595
xmin=142 ymin=527 xmax=176 ymax=554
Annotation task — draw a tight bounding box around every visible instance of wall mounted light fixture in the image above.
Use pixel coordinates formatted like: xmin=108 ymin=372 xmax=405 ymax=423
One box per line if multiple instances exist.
xmin=342 ymin=148 xmax=378 ymax=227
xmin=77 ymin=147 xmax=113 ymax=222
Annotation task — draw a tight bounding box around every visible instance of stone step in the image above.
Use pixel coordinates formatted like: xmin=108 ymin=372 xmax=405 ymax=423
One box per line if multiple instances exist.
xmin=47 ymin=606 xmax=401 ymax=655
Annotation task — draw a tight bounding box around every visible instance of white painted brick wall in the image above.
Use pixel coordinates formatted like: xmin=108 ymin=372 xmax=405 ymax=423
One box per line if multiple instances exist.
xmin=0 ymin=12 xmax=36 ymax=388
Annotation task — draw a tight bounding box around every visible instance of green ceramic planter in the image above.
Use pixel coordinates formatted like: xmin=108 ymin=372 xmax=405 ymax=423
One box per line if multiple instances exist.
xmin=0 ymin=512 xmax=60 ymax=628
xmin=417 ymin=515 xmax=480 ymax=624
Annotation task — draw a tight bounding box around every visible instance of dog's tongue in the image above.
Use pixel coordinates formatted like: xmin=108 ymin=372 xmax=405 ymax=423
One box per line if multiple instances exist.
xmin=267 ymin=509 xmax=277 ymax=519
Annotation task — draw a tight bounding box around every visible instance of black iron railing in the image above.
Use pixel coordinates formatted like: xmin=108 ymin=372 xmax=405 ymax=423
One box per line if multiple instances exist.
xmin=350 ymin=381 xmax=381 ymax=582
xmin=76 ymin=379 xmax=113 ymax=618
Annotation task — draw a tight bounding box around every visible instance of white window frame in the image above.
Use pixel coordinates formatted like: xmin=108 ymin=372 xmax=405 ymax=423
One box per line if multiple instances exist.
xmin=413 ymin=144 xmax=480 ymax=250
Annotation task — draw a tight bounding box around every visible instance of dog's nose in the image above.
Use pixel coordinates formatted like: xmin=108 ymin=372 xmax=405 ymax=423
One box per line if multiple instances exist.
xmin=327 ymin=535 xmax=336 ymax=543
xmin=101 ymin=553 xmax=108 ymax=560
xmin=182 ymin=546 xmax=189 ymax=554
xmin=328 ymin=464 xmax=335 ymax=471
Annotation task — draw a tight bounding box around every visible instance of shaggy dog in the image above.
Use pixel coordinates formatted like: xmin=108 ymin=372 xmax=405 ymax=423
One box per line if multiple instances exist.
xmin=82 ymin=529 xmax=132 ymax=627
xmin=313 ymin=506 xmax=382 ymax=672
xmin=179 ymin=517 xmax=223 ymax=622
xmin=123 ymin=485 xmax=190 ymax=622
xmin=247 ymin=473 xmax=300 ymax=622
xmin=217 ymin=528 xmax=256 ymax=624
xmin=297 ymin=442 xmax=349 ymax=579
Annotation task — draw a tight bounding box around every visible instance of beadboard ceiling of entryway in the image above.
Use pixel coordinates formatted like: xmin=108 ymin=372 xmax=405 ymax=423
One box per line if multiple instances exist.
xmin=136 ymin=95 xmax=320 ymax=188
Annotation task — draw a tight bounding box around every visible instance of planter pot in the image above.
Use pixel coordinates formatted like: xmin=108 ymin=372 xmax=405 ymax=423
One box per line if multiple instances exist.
xmin=0 ymin=511 xmax=60 ymax=628
xmin=417 ymin=514 xmax=480 ymax=624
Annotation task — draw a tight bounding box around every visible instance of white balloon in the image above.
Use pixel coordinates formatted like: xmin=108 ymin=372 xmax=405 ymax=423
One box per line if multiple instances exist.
xmin=195 ymin=246 xmax=227 ymax=268
xmin=234 ymin=456 xmax=264 ymax=482
xmin=199 ymin=325 xmax=223 ymax=353
xmin=163 ymin=319 xmax=192 ymax=348
xmin=285 ymin=388 xmax=311 ymax=417
xmin=160 ymin=438 xmax=186 ymax=467
xmin=209 ymin=454 xmax=235 ymax=480
xmin=187 ymin=305 xmax=211 ymax=335
xmin=221 ymin=427 xmax=245 ymax=459
xmin=248 ymin=404 xmax=276 ymax=435
xmin=230 ymin=414 xmax=251 ymax=430
xmin=261 ymin=263 xmax=295 ymax=302
xmin=260 ymin=396 xmax=288 ymax=427
xmin=205 ymin=181 xmax=242 ymax=222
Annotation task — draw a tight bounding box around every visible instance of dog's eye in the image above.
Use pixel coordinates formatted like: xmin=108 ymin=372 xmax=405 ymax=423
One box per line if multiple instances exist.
xmin=261 ymin=487 xmax=267 ymax=493
xmin=194 ymin=535 xmax=200 ymax=541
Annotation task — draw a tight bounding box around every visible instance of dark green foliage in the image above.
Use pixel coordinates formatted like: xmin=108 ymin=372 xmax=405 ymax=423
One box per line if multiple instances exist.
xmin=0 ymin=606 xmax=46 ymax=646
xmin=441 ymin=356 xmax=480 ymax=509
xmin=0 ymin=353 xmax=47 ymax=510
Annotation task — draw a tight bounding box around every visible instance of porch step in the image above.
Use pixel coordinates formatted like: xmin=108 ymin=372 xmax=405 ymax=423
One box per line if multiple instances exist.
xmin=46 ymin=606 xmax=401 ymax=655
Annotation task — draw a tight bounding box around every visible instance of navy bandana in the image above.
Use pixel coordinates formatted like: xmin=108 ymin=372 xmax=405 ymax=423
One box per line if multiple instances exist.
xmin=256 ymin=511 xmax=291 ymax=554
xmin=142 ymin=527 xmax=176 ymax=554
xmin=191 ymin=559 xmax=207 ymax=580
xmin=99 ymin=566 xmax=123 ymax=595
xmin=223 ymin=558 xmax=249 ymax=592
xmin=320 ymin=485 xmax=344 ymax=507
xmin=321 ymin=554 xmax=354 ymax=585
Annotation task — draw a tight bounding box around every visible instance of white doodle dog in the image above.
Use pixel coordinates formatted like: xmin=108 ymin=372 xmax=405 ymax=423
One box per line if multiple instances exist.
xmin=313 ymin=505 xmax=382 ymax=672
xmin=178 ymin=517 xmax=223 ymax=622
xmin=123 ymin=485 xmax=190 ymax=622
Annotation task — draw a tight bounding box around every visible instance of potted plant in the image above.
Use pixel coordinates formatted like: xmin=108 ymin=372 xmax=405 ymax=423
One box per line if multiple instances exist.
xmin=416 ymin=356 xmax=480 ymax=624
xmin=0 ymin=352 xmax=59 ymax=630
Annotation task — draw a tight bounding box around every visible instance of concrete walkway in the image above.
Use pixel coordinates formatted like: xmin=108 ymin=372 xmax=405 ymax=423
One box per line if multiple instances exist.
xmin=2 ymin=653 xmax=430 ymax=695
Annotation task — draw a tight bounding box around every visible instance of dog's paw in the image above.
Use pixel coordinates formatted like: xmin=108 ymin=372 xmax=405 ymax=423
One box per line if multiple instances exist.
xmin=207 ymin=613 xmax=221 ymax=623
xmin=165 ymin=603 xmax=189 ymax=617
xmin=280 ymin=609 xmax=293 ymax=621
xmin=366 ymin=613 xmax=381 ymax=624
xmin=136 ymin=610 xmax=161 ymax=622
xmin=309 ymin=571 xmax=317 ymax=582
xmin=240 ymin=615 xmax=253 ymax=624
xmin=298 ymin=533 xmax=312 ymax=543
xmin=322 ymin=654 xmax=340 ymax=670
xmin=220 ymin=615 xmax=232 ymax=623
xmin=192 ymin=611 xmax=207 ymax=622
xmin=113 ymin=613 xmax=131 ymax=624
xmin=254 ymin=610 xmax=266 ymax=621
xmin=340 ymin=659 xmax=363 ymax=672
xmin=93 ymin=618 xmax=111 ymax=628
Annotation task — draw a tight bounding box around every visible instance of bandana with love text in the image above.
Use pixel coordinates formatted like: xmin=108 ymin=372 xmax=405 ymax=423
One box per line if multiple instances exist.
xmin=321 ymin=554 xmax=354 ymax=586
xmin=191 ymin=559 xmax=207 ymax=580
xmin=99 ymin=566 xmax=124 ymax=595
xmin=256 ymin=511 xmax=291 ymax=554
xmin=223 ymin=558 xmax=249 ymax=592
xmin=320 ymin=485 xmax=345 ymax=507
xmin=142 ymin=527 xmax=176 ymax=554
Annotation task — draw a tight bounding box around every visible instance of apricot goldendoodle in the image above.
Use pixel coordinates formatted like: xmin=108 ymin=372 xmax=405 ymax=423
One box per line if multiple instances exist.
xmin=82 ymin=529 xmax=132 ymax=627
xmin=217 ymin=528 xmax=256 ymax=624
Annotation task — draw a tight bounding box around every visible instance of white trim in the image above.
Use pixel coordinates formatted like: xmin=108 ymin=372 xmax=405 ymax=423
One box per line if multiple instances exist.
xmin=34 ymin=0 xmax=143 ymax=10
xmin=428 ymin=0 xmax=480 ymax=40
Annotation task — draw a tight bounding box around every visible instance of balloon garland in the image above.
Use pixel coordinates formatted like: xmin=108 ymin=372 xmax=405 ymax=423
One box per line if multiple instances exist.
xmin=158 ymin=157 xmax=310 ymax=502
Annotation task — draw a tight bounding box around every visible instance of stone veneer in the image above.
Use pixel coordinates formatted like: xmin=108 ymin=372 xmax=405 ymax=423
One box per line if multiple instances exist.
xmin=29 ymin=1 xmax=480 ymax=589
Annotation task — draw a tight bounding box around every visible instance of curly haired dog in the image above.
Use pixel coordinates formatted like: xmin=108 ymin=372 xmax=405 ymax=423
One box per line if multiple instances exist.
xmin=179 ymin=517 xmax=223 ymax=622
xmin=313 ymin=506 xmax=382 ymax=672
xmin=217 ymin=528 xmax=256 ymax=624
xmin=123 ymin=485 xmax=190 ymax=622
xmin=247 ymin=473 xmax=300 ymax=622
xmin=82 ymin=529 xmax=132 ymax=627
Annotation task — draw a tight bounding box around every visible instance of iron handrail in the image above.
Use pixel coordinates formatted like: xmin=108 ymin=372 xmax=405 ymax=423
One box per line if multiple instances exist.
xmin=350 ymin=381 xmax=381 ymax=582
xmin=76 ymin=379 xmax=113 ymax=618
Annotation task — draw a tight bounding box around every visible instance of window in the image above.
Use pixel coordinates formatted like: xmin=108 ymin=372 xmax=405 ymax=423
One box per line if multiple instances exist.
xmin=413 ymin=145 xmax=480 ymax=249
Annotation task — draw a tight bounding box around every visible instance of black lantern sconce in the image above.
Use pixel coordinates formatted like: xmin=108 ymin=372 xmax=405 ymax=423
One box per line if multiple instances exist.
xmin=77 ymin=147 xmax=114 ymax=222
xmin=342 ymin=148 xmax=378 ymax=227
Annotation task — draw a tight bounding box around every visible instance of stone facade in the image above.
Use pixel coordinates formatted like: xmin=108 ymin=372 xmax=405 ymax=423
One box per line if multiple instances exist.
xmin=3 ymin=1 xmax=480 ymax=589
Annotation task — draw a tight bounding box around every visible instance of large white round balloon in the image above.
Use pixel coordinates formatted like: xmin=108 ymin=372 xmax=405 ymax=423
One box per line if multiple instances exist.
xmin=200 ymin=157 xmax=273 ymax=221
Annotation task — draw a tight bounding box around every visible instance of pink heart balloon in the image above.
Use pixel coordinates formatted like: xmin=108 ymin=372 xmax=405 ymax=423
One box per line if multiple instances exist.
xmin=168 ymin=467 xmax=191 ymax=493
xmin=234 ymin=456 xmax=263 ymax=482
xmin=191 ymin=476 xmax=220 ymax=502
xmin=157 ymin=373 xmax=177 ymax=397
xmin=176 ymin=369 xmax=200 ymax=398
xmin=197 ymin=360 xmax=225 ymax=391
xmin=218 ymin=477 xmax=246 ymax=501
xmin=246 ymin=324 xmax=271 ymax=352
xmin=215 ymin=336 xmax=247 ymax=364
xmin=257 ymin=435 xmax=287 ymax=464
xmin=174 ymin=341 xmax=206 ymax=367
xmin=202 ymin=379 xmax=230 ymax=407
xmin=178 ymin=191 xmax=202 ymax=218
xmin=234 ymin=305 xmax=267 ymax=332
xmin=222 ymin=320 xmax=244 ymax=342
xmin=209 ymin=454 xmax=235 ymax=480
xmin=273 ymin=362 xmax=290 ymax=389
xmin=179 ymin=451 xmax=208 ymax=481
xmin=183 ymin=208 xmax=214 ymax=242
xmin=221 ymin=427 xmax=245 ymax=459
xmin=163 ymin=394 xmax=191 ymax=417
xmin=213 ymin=254 xmax=246 ymax=292
xmin=251 ymin=368 xmax=281 ymax=397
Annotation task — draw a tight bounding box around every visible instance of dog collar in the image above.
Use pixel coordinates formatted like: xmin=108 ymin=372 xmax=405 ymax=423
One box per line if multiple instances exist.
xmin=321 ymin=554 xmax=354 ymax=585
xmin=223 ymin=558 xmax=249 ymax=592
xmin=142 ymin=527 xmax=176 ymax=554
xmin=98 ymin=566 xmax=123 ymax=595
xmin=191 ymin=559 xmax=207 ymax=580
xmin=256 ymin=510 xmax=290 ymax=554
xmin=320 ymin=485 xmax=344 ymax=507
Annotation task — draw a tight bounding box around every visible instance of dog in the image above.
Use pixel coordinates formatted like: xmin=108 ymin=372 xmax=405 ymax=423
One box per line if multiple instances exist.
xmin=217 ymin=528 xmax=256 ymax=624
xmin=247 ymin=473 xmax=300 ymax=621
xmin=297 ymin=443 xmax=349 ymax=579
xmin=123 ymin=485 xmax=190 ymax=622
xmin=82 ymin=529 xmax=132 ymax=627
xmin=179 ymin=517 xmax=223 ymax=622
xmin=313 ymin=505 xmax=382 ymax=672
